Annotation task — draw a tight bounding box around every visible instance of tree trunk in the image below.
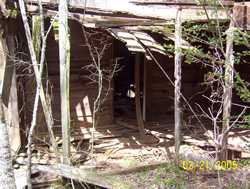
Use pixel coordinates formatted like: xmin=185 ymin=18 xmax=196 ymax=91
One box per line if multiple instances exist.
xmin=174 ymin=8 xmax=182 ymax=156
xmin=59 ymin=0 xmax=71 ymax=164
xmin=0 ymin=27 xmax=16 ymax=188
xmin=221 ymin=20 xmax=235 ymax=160
xmin=0 ymin=99 xmax=16 ymax=189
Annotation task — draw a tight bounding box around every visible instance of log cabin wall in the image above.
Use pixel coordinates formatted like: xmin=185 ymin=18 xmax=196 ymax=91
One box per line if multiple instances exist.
xmin=23 ymin=20 xmax=114 ymax=135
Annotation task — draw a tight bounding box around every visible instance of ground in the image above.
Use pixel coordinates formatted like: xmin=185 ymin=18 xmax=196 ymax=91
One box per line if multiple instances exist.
xmin=13 ymin=119 xmax=250 ymax=188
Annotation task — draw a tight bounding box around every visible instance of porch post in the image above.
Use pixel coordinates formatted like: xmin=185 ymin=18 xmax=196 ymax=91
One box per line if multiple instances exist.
xmin=135 ymin=53 xmax=145 ymax=138
xmin=59 ymin=0 xmax=71 ymax=164
xmin=174 ymin=7 xmax=182 ymax=155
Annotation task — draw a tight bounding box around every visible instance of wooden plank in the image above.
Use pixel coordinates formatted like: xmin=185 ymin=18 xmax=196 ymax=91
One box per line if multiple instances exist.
xmin=0 ymin=36 xmax=14 ymax=106
xmin=59 ymin=0 xmax=71 ymax=164
xmin=7 ymin=71 xmax=21 ymax=154
xmin=0 ymin=31 xmax=21 ymax=154
xmin=135 ymin=53 xmax=145 ymax=137
xmin=174 ymin=8 xmax=182 ymax=155
xmin=33 ymin=164 xmax=130 ymax=189
xmin=0 ymin=33 xmax=16 ymax=188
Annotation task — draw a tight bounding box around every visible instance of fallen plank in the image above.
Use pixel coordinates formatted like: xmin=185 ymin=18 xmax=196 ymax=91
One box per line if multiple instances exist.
xmin=33 ymin=164 xmax=130 ymax=189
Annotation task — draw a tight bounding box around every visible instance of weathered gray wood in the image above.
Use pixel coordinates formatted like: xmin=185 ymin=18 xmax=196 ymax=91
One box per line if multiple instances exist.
xmin=221 ymin=19 xmax=235 ymax=160
xmin=174 ymin=8 xmax=182 ymax=156
xmin=134 ymin=53 xmax=145 ymax=137
xmin=33 ymin=164 xmax=130 ymax=189
xmin=7 ymin=70 xmax=21 ymax=154
xmin=0 ymin=29 xmax=16 ymax=189
xmin=0 ymin=36 xmax=14 ymax=106
xmin=0 ymin=34 xmax=21 ymax=154
xmin=59 ymin=0 xmax=71 ymax=164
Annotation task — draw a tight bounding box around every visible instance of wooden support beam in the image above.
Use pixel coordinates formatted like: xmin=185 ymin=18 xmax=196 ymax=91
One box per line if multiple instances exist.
xmin=0 ymin=36 xmax=14 ymax=106
xmin=221 ymin=19 xmax=235 ymax=160
xmin=0 ymin=29 xmax=21 ymax=154
xmin=0 ymin=28 xmax=21 ymax=154
xmin=7 ymin=70 xmax=21 ymax=154
xmin=59 ymin=0 xmax=71 ymax=164
xmin=0 ymin=32 xmax=16 ymax=188
xmin=174 ymin=8 xmax=182 ymax=156
xmin=134 ymin=53 xmax=145 ymax=137
xmin=143 ymin=56 xmax=146 ymax=121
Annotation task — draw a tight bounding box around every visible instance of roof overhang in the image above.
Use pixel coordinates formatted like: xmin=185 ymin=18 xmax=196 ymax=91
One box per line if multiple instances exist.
xmin=107 ymin=28 xmax=193 ymax=59
xmin=107 ymin=28 xmax=166 ymax=57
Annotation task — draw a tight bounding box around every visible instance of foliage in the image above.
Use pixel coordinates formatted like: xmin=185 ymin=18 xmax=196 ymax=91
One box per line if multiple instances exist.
xmin=162 ymin=16 xmax=250 ymax=128
xmin=32 ymin=16 xmax=41 ymax=59
xmin=153 ymin=164 xmax=187 ymax=189
xmin=234 ymin=73 xmax=250 ymax=103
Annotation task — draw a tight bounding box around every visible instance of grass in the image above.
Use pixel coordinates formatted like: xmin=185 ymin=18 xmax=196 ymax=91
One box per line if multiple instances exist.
xmin=48 ymin=160 xmax=250 ymax=188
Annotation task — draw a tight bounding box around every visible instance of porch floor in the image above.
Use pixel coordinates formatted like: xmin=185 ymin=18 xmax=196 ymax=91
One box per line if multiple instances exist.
xmin=32 ymin=118 xmax=250 ymax=170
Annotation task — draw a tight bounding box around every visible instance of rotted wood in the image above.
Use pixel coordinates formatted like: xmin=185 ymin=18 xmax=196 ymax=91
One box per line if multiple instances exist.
xmin=174 ymin=8 xmax=182 ymax=156
xmin=134 ymin=53 xmax=145 ymax=138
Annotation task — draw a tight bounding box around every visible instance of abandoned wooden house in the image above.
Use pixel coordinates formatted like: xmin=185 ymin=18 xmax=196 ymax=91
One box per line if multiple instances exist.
xmin=1 ymin=0 xmax=250 ymax=178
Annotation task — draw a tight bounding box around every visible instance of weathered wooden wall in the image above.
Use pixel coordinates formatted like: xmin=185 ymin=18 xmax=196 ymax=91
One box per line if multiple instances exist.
xmin=145 ymin=54 xmax=174 ymax=121
xmin=145 ymin=52 xmax=207 ymax=122
xmin=24 ymin=20 xmax=114 ymax=134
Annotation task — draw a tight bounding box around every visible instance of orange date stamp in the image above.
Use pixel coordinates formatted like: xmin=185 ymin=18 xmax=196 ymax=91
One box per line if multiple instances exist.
xmin=180 ymin=160 xmax=238 ymax=175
